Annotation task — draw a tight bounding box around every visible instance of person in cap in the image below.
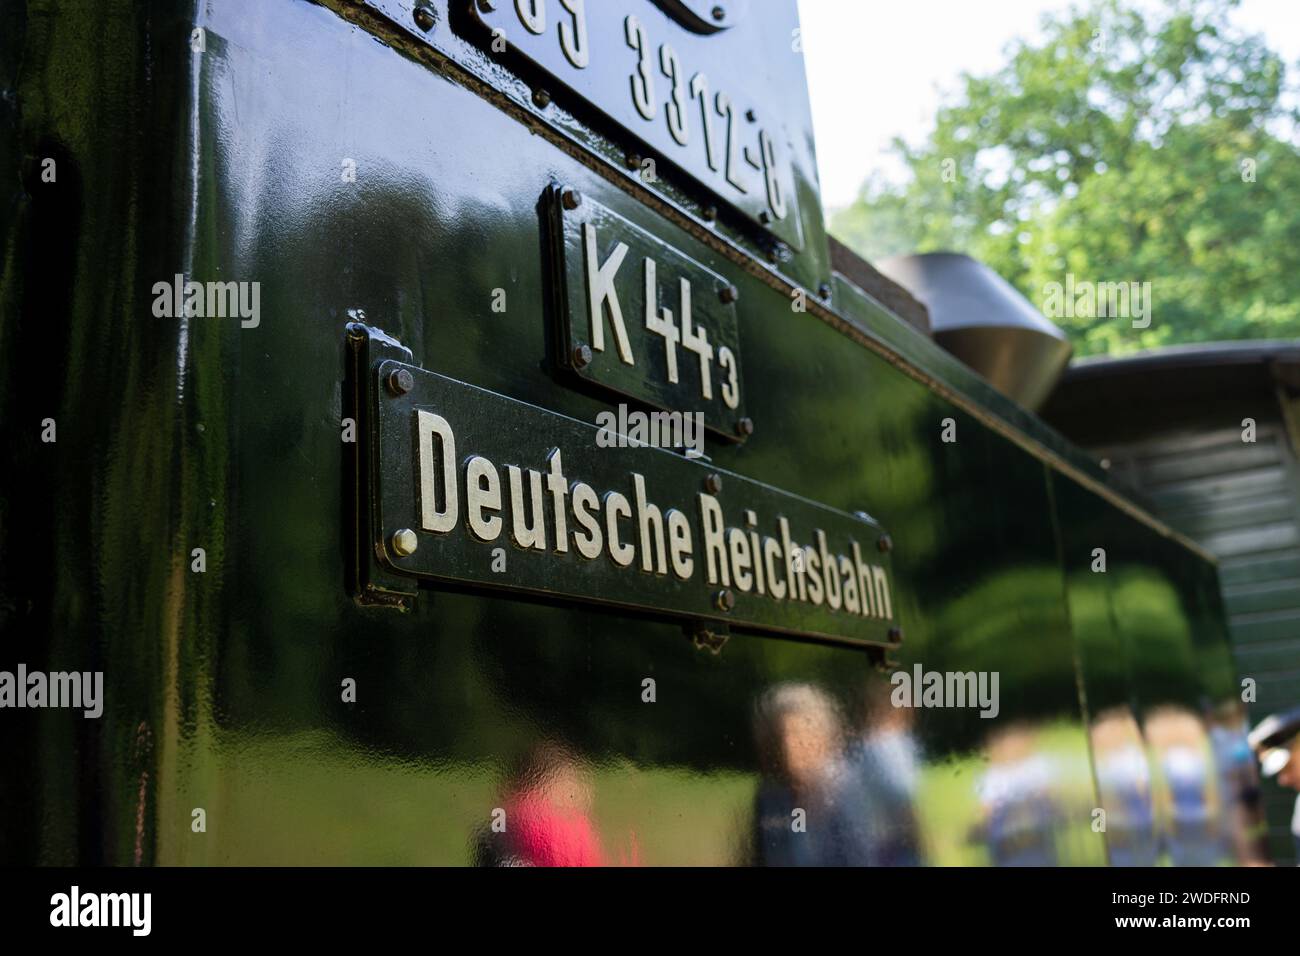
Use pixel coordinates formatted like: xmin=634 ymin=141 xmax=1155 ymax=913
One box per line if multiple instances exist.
xmin=1248 ymin=705 xmax=1300 ymax=860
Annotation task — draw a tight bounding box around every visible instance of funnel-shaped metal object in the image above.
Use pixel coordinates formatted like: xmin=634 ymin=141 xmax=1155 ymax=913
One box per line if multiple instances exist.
xmin=878 ymin=252 xmax=1072 ymax=411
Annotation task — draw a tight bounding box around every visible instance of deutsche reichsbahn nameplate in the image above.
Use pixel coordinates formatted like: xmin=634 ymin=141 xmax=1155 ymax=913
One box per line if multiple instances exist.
xmin=370 ymin=360 xmax=897 ymax=647
xmin=550 ymin=188 xmax=747 ymax=441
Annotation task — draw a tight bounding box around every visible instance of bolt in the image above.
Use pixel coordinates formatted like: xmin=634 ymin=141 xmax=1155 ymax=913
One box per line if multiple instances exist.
xmin=877 ymin=533 xmax=893 ymax=553
xmin=561 ymin=187 xmax=582 ymax=210
xmin=888 ymin=627 xmax=903 ymax=644
xmin=413 ymin=3 xmax=435 ymax=31
xmin=711 ymin=6 xmax=725 ymax=22
xmin=387 ymin=367 xmax=414 ymax=396
xmin=532 ymin=88 xmax=551 ymax=108
xmin=704 ymin=473 xmax=723 ymax=495
xmin=818 ymin=282 xmax=833 ymax=300
xmin=714 ymin=588 xmax=736 ymax=612
xmin=571 ymin=343 xmax=593 ymax=369
xmin=391 ymin=528 xmax=419 ymax=557
xmin=719 ymin=284 xmax=739 ymax=304
xmin=735 ymin=417 xmax=754 ymax=438
xmin=701 ymin=204 xmax=717 ymax=222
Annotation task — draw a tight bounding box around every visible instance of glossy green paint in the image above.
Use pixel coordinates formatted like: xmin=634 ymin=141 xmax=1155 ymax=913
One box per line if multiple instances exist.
xmin=0 ymin=0 xmax=1243 ymax=865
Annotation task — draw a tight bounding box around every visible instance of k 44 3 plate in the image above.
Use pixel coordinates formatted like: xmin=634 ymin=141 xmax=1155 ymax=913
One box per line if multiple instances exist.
xmin=549 ymin=186 xmax=748 ymax=442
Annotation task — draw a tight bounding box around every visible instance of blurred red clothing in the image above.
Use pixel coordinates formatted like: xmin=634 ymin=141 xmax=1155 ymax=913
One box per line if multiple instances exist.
xmin=505 ymin=792 xmax=605 ymax=867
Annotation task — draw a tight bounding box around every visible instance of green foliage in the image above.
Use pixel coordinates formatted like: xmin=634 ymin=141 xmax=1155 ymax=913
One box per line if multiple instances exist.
xmin=830 ymin=0 xmax=1300 ymax=356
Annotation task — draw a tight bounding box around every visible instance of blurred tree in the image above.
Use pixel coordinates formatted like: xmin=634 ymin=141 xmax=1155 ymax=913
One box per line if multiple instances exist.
xmin=831 ymin=0 xmax=1300 ymax=356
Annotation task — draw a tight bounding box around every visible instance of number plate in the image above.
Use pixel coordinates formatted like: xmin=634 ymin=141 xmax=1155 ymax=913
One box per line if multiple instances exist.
xmin=463 ymin=0 xmax=804 ymax=250
xmin=368 ymin=359 xmax=898 ymax=648
xmin=549 ymin=187 xmax=746 ymax=441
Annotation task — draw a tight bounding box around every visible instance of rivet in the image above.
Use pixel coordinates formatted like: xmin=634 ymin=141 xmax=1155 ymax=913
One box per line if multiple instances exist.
xmin=532 ymin=88 xmax=552 ymax=108
xmin=877 ymin=533 xmax=893 ymax=553
xmin=391 ymin=528 xmax=419 ymax=557
xmin=711 ymin=5 xmax=725 ymax=21
xmin=704 ymin=473 xmax=723 ymax=494
xmin=735 ymin=417 xmax=754 ymax=438
xmin=714 ymin=589 xmax=736 ymax=612
xmin=719 ymin=284 xmax=739 ymax=304
xmin=561 ymin=187 xmax=583 ymax=210
xmin=572 ymin=343 xmax=593 ymax=369
xmin=387 ymin=367 xmax=414 ymax=396
xmin=413 ymin=3 xmax=435 ymax=31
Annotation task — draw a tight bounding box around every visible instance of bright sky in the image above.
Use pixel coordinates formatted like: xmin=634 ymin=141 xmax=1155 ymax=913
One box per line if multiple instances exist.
xmin=798 ymin=0 xmax=1300 ymax=213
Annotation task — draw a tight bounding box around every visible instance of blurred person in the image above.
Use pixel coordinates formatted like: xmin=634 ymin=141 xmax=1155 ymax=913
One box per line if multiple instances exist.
xmin=1205 ymin=700 xmax=1268 ymax=864
xmin=475 ymin=739 xmax=605 ymax=867
xmin=974 ymin=724 xmax=1060 ymax=866
xmin=751 ymin=682 xmax=874 ymax=866
xmin=849 ymin=680 xmax=924 ymax=865
xmin=1247 ymin=705 xmax=1300 ymax=861
xmin=1090 ymin=709 xmax=1158 ymax=867
xmin=1145 ymin=707 xmax=1223 ymax=866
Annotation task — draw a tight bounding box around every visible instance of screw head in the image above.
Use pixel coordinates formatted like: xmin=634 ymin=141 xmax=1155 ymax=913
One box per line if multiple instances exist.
xmin=711 ymin=5 xmax=725 ymax=21
xmin=571 ymin=343 xmax=593 ymax=369
xmin=719 ymin=284 xmax=739 ymax=304
xmin=413 ymin=3 xmax=435 ymax=31
xmin=735 ymin=417 xmax=754 ymax=438
xmin=532 ymin=88 xmax=551 ymax=108
xmin=561 ymin=187 xmax=582 ymax=210
xmin=877 ymin=533 xmax=893 ymax=553
xmin=714 ymin=588 xmax=736 ymax=612
xmin=391 ymin=528 xmax=419 ymax=557
xmin=704 ymin=473 xmax=723 ymax=495
xmin=888 ymin=626 xmax=903 ymax=644
xmin=387 ymin=367 xmax=415 ymax=395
